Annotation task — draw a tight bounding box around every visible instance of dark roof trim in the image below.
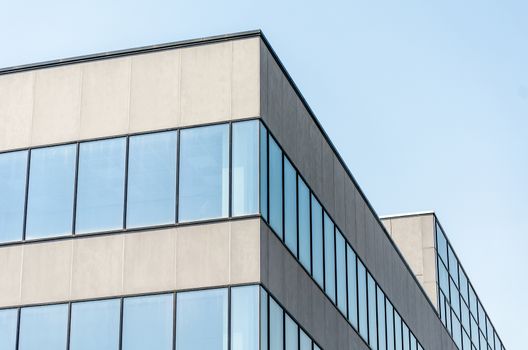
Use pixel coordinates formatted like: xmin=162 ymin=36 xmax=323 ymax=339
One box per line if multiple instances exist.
xmin=0 ymin=30 xmax=262 ymax=75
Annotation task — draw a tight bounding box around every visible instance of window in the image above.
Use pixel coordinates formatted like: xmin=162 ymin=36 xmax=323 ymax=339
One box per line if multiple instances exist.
xmin=231 ymin=286 xmax=259 ymax=350
xmin=179 ymin=124 xmax=229 ymax=222
xmin=19 ymin=304 xmax=69 ymax=350
xmin=324 ymin=212 xmax=336 ymax=302
xmin=377 ymin=287 xmax=387 ymax=350
xmin=469 ymin=285 xmax=477 ymax=317
xmin=298 ymin=177 xmax=311 ymax=271
xmin=450 ymin=279 xmax=460 ymax=317
xmin=448 ymin=245 xmax=459 ymax=286
xmin=394 ymin=311 xmax=402 ymax=350
xmin=402 ymin=322 xmax=409 ymax=350
xmin=26 ymin=144 xmax=76 ymax=239
xmin=459 ymin=268 xmax=469 ymax=303
xmin=232 ymin=120 xmax=259 ymax=216
xmin=0 ymin=150 xmax=27 ymax=242
xmin=0 ymin=308 xmax=18 ymax=350
xmin=70 ymin=299 xmax=120 ymax=350
xmin=122 ymin=294 xmax=173 ymax=350
xmin=284 ymin=157 xmax=297 ymax=255
xmin=76 ymin=138 xmax=126 ymax=234
xmin=260 ymin=124 xmax=268 ymax=221
xmin=438 ymin=259 xmax=449 ymax=297
xmin=269 ymin=137 xmax=283 ymax=237
xmin=452 ymin=315 xmax=462 ymax=349
xmin=410 ymin=334 xmax=417 ymax=350
xmin=347 ymin=245 xmax=358 ymax=329
xmin=311 ymin=195 xmax=324 ymax=288
xmin=436 ymin=223 xmax=448 ymax=264
xmin=176 ymin=288 xmax=228 ymax=350
xmin=127 ymin=131 xmax=177 ymax=228
xmin=336 ymin=230 xmax=347 ymax=314
xmin=260 ymin=288 xmax=268 ymax=350
xmin=270 ymin=298 xmax=284 ymax=350
xmin=461 ymin=302 xmax=470 ymax=333
xmin=368 ymin=273 xmax=378 ymax=349
xmin=386 ymin=300 xmax=395 ymax=350
xmin=300 ymin=329 xmax=312 ymax=350
xmin=358 ymin=259 xmax=368 ymax=341
xmin=285 ymin=314 xmax=298 ymax=350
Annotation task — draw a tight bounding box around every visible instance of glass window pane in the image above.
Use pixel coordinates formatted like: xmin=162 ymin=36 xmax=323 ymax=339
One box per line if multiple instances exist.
xmin=386 ymin=300 xmax=395 ymax=350
xmin=19 ymin=304 xmax=68 ymax=350
xmin=298 ymin=177 xmax=311 ymax=271
xmin=368 ymin=273 xmax=378 ymax=349
xmin=459 ymin=268 xmax=469 ymax=303
xmin=358 ymin=259 xmax=368 ymax=341
xmin=0 ymin=308 xmax=18 ymax=350
xmin=123 ymin=294 xmax=173 ymax=350
xmin=311 ymin=195 xmax=324 ymax=288
xmin=336 ymin=231 xmax=347 ymax=314
xmin=450 ymin=279 xmax=460 ymax=317
xmin=260 ymin=288 xmax=268 ymax=350
xmin=410 ymin=334 xmax=417 ymax=350
xmin=269 ymin=137 xmax=283 ymax=237
xmin=448 ymin=245 xmax=459 ymax=286
xmin=300 ymin=329 xmax=312 ymax=350
xmin=395 ymin=311 xmax=403 ymax=350
xmin=70 ymin=299 xmax=120 ymax=350
xmin=269 ymin=298 xmax=284 ymax=350
xmin=377 ymin=287 xmax=386 ymax=350
xmin=461 ymin=301 xmax=470 ymax=333
xmin=324 ymin=213 xmax=336 ymax=302
xmin=76 ymin=138 xmax=126 ymax=234
xmin=436 ymin=223 xmax=448 ymax=264
xmin=232 ymin=121 xmax=259 ymax=216
xmin=285 ymin=314 xmax=298 ymax=350
xmin=452 ymin=315 xmax=462 ymax=349
xmin=438 ymin=258 xmax=449 ymax=298
xmin=402 ymin=322 xmax=409 ymax=350
xmin=177 ymin=288 xmax=228 ymax=350
xmin=469 ymin=285 xmax=477 ymax=316
xmin=231 ymin=286 xmax=259 ymax=350
xmin=314 ymin=344 xmax=321 ymax=350
xmin=127 ymin=131 xmax=177 ymax=228
xmin=0 ymin=151 xmax=27 ymax=242
xmin=284 ymin=157 xmax=297 ymax=256
xmin=179 ymin=124 xmax=229 ymax=222
xmin=347 ymin=245 xmax=358 ymax=329
xmin=26 ymin=145 xmax=76 ymax=239
xmin=260 ymin=124 xmax=268 ymax=221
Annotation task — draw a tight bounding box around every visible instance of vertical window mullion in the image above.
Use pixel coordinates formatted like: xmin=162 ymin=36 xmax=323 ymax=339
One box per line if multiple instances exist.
xmin=122 ymin=137 xmax=130 ymax=230
xmin=175 ymin=129 xmax=180 ymax=223
xmin=22 ymin=149 xmax=32 ymax=241
xmin=228 ymin=123 xmax=233 ymax=218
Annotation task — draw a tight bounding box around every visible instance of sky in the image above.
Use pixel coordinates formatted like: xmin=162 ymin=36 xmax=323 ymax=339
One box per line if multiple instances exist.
xmin=1 ymin=0 xmax=526 ymax=347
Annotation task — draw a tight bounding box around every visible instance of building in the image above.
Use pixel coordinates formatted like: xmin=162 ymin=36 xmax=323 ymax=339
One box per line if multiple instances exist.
xmin=0 ymin=30 xmax=504 ymax=350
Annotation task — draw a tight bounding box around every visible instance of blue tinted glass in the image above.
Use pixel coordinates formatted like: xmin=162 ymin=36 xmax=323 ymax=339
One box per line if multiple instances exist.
xmin=324 ymin=213 xmax=336 ymax=302
xmin=314 ymin=345 xmax=321 ymax=350
xmin=377 ymin=287 xmax=386 ymax=350
xmin=368 ymin=273 xmax=378 ymax=349
xmin=311 ymin=196 xmax=323 ymax=288
xmin=0 ymin=308 xmax=18 ymax=350
xmin=471 ymin=316 xmax=479 ymax=345
xmin=260 ymin=125 xmax=268 ymax=221
xmin=76 ymin=138 xmax=126 ymax=234
xmin=122 ymin=294 xmax=173 ymax=350
xmin=358 ymin=259 xmax=368 ymax=341
xmin=19 ymin=304 xmax=68 ymax=350
xmin=260 ymin=288 xmax=268 ymax=350
xmin=179 ymin=124 xmax=229 ymax=222
xmin=127 ymin=131 xmax=177 ymax=228
xmin=448 ymin=245 xmax=459 ymax=286
xmin=395 ymin=312 xmax=402 ymax=350
xmin=463 ymin=331 xmax=471 ymax=350
xmin=300 ymin=329 xmax=312 ymax=350
xmin=347 ymin=245 xmax=358 ymax=329
xmin=284 ymin=157 xmax=297 ymax=255
xmin=70 ymin=299 xmax=120 ymax=350
xmin=177 ymin=288 xmax=228 ymax=350
xmin=450 ymin=279 xmax=460 ymax=317
xmin=402 ymin=322 xmax=409 ymax=350
xmin=386 ymin=300 xmax=395 ymax=350
xmin=232 ymin=121 xmax=259 ymax=216
xmin=336 ymin=231 xmax=347 ymax=314
xmin=298 ymin=178 xmax=311 ymax=271
xmin=231 ymin=286 xmax=259 ymax=350
xmin=436 ymin=223 xmax=448 ymax=264
xmin=285 ymin=314 xmax=298 ymax=350
xmin=459 ymin=269 xmax=469 ymax=303
xmin=469 ymin=285 xmax=477 ymax=318
xmin=410 ymin=334 xmax=417 ymax=350
xmin=461 ymin=301 xmax=470 ymax=332
xmin=269 ymin=137 xmax=283 ymax=238
xmin=26 ymin=145 xmax=76 ymax=239
xmin=269 ymin=298 xmax=283 ymax=350
xmin=452 ymin=315 xmax=462 ymax=348
xmin=438 ymin=258 xmax=449 ymax=297
xmin=0 ymin=151 xmax=27 ymax=242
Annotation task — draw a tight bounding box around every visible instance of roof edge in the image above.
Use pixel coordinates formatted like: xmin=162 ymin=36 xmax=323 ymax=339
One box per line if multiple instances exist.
xmin=379 ymin=211 xmax=436 ymax=220
xmin=0 ymin=29 xmax=263 ymax=75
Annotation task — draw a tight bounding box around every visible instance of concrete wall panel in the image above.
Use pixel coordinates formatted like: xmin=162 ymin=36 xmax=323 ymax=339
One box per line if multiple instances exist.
xmin=230 ymin=219 xmax=260 ymax=284
xmin=232 ymin=38 xmax=260 ymax=119
xmin=0 ymin=246 xmax=23 ymax=306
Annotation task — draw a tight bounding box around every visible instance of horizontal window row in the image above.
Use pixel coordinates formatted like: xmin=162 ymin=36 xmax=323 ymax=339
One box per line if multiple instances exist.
xmin=436 ymin=223 xmax=505 ymax=350
xmin=0 ymin=120 xmax=259 ymax=243
xmin=260 ymin=124 xmax=423 ymax=350
xmin=0 ymin=285 xmax=322 ymax=350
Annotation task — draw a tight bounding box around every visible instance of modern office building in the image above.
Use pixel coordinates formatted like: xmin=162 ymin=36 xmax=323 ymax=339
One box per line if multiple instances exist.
xmin=0 ymin=30 xmax=504 ymax=350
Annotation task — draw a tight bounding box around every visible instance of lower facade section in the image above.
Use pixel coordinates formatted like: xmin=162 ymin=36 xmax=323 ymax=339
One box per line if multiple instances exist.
xmin=0 ymin=284 xmax=322 ymax=350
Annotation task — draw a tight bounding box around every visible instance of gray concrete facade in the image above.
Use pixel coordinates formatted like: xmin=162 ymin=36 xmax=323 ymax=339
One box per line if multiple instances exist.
xmin=0 ymin=31 xmax=457 ymax=350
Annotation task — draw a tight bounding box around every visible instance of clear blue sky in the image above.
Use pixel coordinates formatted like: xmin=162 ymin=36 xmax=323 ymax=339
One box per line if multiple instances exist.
xmin=2 ymin=0 xmax=526 ymax=347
